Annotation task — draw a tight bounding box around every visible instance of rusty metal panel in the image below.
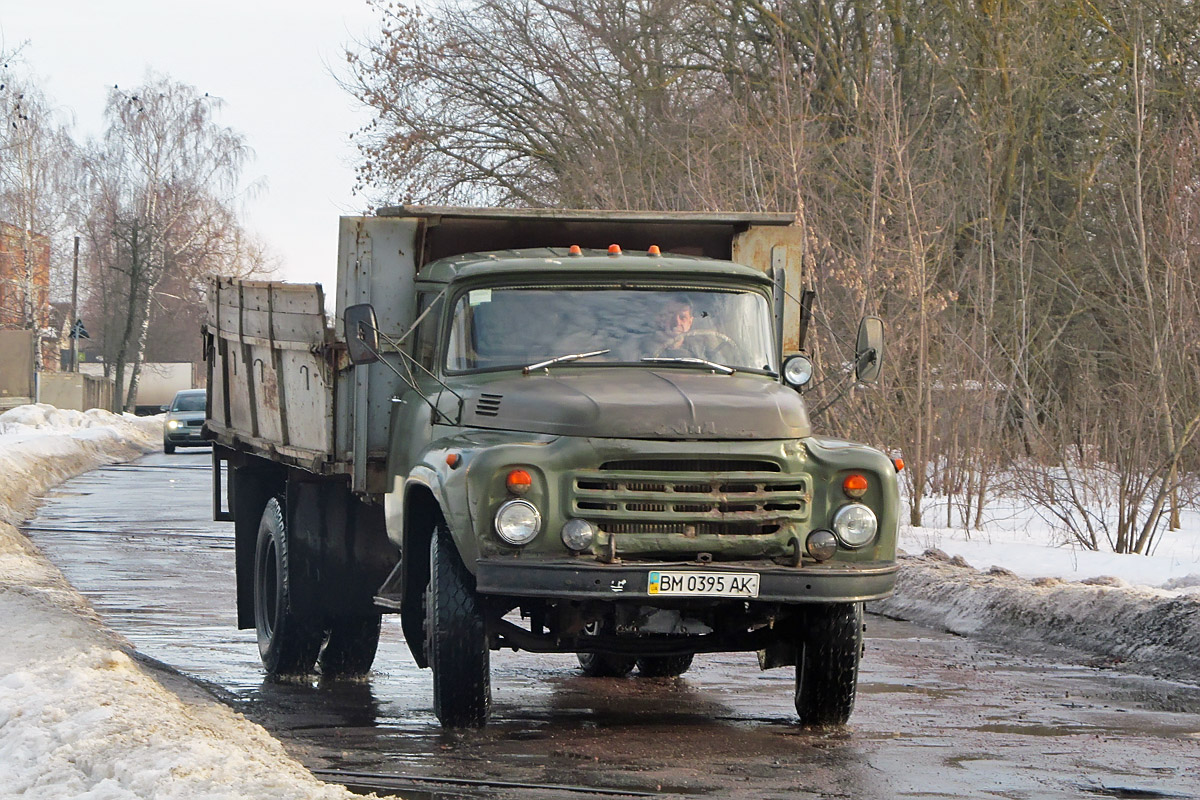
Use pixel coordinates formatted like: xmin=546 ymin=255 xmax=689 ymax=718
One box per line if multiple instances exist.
xmin=206 ymin=276 xmax=335 ymax=465
xmin=213 ymin=280 xmax=326 ymax=347
xmin=279 ymin=347 xmax=332 ymax=453
xmin=732 ymin=224 xmax=806 ymax=353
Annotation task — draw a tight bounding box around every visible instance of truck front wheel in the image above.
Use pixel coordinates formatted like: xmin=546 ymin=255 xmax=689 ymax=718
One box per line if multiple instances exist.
xmin=254 ymin=497 xmax=323 ymax=675
xmin=794 ymin=602 xmax=863 ymax=726
xmin=425 ymin=526 xmax=491 ymax=727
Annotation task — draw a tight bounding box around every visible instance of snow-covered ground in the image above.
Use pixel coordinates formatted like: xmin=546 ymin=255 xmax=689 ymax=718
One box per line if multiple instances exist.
xmin=0 ymin=405 xmax=370 ymax=800
xmin=899 ymin=493 xmax=1200 ymax=590
xmin=1 ymin=403 xmax=1198 ymax=799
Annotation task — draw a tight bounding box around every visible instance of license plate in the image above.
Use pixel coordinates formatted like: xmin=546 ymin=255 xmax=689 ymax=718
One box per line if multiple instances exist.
xmin=648 ymin=571 xmax=760 ymax=598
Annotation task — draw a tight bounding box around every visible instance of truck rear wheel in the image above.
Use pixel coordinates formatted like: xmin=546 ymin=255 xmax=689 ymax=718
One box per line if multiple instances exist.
xmin=577 ymin=652 xmax=637 ymax=677
xmin=426 ymin=526 xmax=490 ymax=727
xmin=794 ymin=602 xmax=863 ymax=726
xmin=254 ymin=497 xmax=323 ymax=675
xmin=637 ymin=654 xmax=694 ymax=677
xmin=320 ymin=615 xmax=382 ymax=678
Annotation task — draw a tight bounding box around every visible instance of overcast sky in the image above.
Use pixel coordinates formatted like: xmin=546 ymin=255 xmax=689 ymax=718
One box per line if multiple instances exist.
xmin=0 ymin=0 xmax=382 ymax=290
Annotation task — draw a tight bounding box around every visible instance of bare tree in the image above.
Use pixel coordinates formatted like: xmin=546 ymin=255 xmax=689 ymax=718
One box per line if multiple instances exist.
xmin=83 ymin=73 xmax=251 ymax=411
xmin=344 ymin=0 xmax=1200 ymax=554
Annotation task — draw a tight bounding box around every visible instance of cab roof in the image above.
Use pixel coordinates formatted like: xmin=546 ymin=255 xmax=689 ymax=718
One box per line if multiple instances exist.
xmin=417 ymin=247 xmax=775 ymax=285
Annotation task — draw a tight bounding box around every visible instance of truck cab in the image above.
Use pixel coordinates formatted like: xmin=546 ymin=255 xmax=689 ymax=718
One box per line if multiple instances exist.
xmin=206 ymin=207 xmax=898 ymax=729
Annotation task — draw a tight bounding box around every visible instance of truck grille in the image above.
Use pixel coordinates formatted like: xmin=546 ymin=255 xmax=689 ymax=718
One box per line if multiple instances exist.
xmin=571 ymin=460 xmax=809 ymax=536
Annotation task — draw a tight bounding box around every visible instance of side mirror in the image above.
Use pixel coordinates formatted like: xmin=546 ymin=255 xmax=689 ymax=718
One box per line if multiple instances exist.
xmin=855 ymin=316 xmax=884 ymax=384
xmin=159 ymin=404 xmax=169 ymax=413
xmin=344 ymin=304 xmax=381 ymax=365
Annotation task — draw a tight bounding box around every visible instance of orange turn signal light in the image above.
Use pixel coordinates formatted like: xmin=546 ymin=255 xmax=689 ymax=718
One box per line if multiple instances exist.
xmin=446 ymin=453 xmax=461 ymax=469
xmin=608 ymin=244 xmax=622 ymax=255
xmin=843 ymin=473 xmax=869 ymax=498
xmin=506 ymin=469 xmax=533 ymax=494
xmin=568 ymin=244 xmax=582 ymax=256
xmin=648 ymin=245 xmax=661 ymax=255
xmin=892 ymin=457 xmax=905 ymax=472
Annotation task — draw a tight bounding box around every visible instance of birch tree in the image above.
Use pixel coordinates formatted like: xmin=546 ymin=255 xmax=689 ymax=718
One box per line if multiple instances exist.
xmin=84 ymin=73 xmax=250 ymax=410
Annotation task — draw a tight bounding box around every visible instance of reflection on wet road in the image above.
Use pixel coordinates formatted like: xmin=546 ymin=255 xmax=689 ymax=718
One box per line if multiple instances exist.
xmin=25 ymin=452 xmax=1200 ymax=799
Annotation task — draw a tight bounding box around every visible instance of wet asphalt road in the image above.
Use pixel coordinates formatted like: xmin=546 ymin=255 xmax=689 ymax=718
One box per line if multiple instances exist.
xmin=23 ymin=451 xmax=1200 ymax=799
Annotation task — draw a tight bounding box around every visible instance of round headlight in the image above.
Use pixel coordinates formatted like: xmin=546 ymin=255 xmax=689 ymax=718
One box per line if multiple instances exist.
xmin=561 ymin=518 xmax=596 ymax=551
xmin=495 ymin=499 xmax=541 ymax=545
xmin=782 ymin=354 xmax=814 ymax=388
xmin=806 ymin=529 xmax=837 ymax=561
xmin=832 ymin=504 xmax=877 ymax=548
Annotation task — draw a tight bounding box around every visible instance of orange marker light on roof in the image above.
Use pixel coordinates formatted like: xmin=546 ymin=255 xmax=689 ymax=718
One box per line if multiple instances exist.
xmin=608 ymin=244 xmax=622 ymax=255
xmin=648 ymin=245 xmax=661 ymax=256
xmin=568 ymin=245 xmax=582 ymax=256
xmin=506 ymin=469 xmax=533 ymax=495
xmin=893 ymin=457 xmax=905 ymax=472
xmin=843 ymin=473 xmax=869 ymax=498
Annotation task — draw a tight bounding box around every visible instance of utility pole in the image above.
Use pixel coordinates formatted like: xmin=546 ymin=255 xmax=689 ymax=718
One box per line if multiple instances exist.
xmin=71 ymin=236 xmax=80 ymax=372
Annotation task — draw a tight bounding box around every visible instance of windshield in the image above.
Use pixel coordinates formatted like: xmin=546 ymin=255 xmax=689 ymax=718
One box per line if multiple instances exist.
xmin=171 ymin=393 xmax=205 ymax=412
xmin=445 ymin=286 xmax=776 ymax=373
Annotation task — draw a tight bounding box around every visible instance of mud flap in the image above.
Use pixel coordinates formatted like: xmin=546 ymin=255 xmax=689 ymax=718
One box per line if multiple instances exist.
xmin=758 ymin=639 xmax=799 ymax=670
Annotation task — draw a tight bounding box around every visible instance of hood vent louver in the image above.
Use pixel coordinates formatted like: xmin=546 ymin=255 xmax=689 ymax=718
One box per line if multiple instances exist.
xmin=476 ymin=393 xmax=503 ymax=417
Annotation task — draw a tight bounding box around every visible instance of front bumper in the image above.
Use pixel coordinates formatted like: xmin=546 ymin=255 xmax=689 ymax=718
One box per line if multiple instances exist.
xmin=165 ymin=427 xmax=206 ymax=445
xmin=474 ymin=559 xmax=897 ymax=604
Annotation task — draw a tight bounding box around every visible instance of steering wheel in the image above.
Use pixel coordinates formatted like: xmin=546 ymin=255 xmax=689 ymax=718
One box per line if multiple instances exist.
xmin=651 ymin=329 xmax=738 ymax=362
xmin=681 ymin=329 xmax=735 ymax=348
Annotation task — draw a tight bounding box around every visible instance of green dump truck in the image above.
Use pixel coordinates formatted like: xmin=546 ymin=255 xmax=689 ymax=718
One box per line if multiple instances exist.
xmin=205 ymin=206 xmax=898 ymax=728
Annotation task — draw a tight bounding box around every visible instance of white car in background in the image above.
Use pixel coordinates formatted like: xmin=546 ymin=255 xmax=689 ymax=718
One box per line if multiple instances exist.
xmin=162 ymin=388 xmax=207 ymax=453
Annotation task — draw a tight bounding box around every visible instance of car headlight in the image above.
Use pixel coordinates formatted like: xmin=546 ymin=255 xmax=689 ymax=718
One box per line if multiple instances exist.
xmin=561 ymin=518 xmax=596 ymax=551
xmin=495 ymin=499 xmax=541 ymax=545
xmin=166 ymin=420 xmax=180 ymax=430
xmin=832 ymin=504 xmax=877 ymax=548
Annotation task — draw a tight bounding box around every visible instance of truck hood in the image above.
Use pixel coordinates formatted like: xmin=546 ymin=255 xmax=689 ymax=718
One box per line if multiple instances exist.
xmin=457 ymin=369 xmax=810 ymax=439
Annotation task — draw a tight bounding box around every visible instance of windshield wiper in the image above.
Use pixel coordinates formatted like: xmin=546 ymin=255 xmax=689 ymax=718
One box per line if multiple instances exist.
xmin=640 ymin=356 xmax=735 ymax=375
xmin=523 ymin=349 xmax=611 ymax=374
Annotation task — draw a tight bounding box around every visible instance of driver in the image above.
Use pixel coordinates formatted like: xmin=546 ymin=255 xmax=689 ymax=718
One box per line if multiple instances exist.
xmin=620 ymin=295 xmax=709 ymax=360
xmin=651 ymin=296 xmax=695 ymax=356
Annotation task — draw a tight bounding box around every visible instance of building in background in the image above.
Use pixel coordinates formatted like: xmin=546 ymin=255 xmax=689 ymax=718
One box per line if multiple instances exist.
xmin=0 ymin=221 xmax=55 ymax=369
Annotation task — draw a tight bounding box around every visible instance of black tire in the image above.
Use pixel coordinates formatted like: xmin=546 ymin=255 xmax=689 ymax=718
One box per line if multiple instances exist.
xmin=254 ymin=497 xmax=323 ymax=675
xmin=426 ymin=526 xmax=490 ymax=727
xmin=163 ymin=441 xmax=176 ymax=454
xmin=636 ymin=654 xmax=694 ymax=678
xmin=577 ymin=652 xmax=637 ymax=677
xmin=794 ymin=602 xmax=863 ymax=726
xmin=320 ymin=614 xmax=382 ymax=678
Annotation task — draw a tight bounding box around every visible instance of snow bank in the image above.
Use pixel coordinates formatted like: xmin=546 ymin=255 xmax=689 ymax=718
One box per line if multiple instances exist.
xmin=874 ymin=550 xmax=1200 ymax=680
xmin=0 ymin=405 xmax=163 ymax=527
xmin=0 ymin=404 xmax=369 ymax=800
